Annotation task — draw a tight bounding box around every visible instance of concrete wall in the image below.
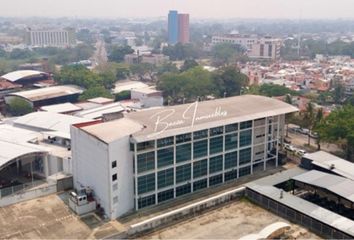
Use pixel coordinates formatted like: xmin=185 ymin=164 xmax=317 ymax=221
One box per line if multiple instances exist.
xmin=109 ymin=136 xmax=135 ymax=218
xmin=0 ymin=184 xmax=57 ymax=207
xmin=127 ymin=187 xmax=245 ymax=236
xmin=71 ymin=126 xmax=110 ymax=216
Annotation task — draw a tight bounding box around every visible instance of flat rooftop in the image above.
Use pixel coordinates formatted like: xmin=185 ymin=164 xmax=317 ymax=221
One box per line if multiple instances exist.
xmin=7 ymin=85 xmax=83 ymax=102
xmin=127 ymin=95 xmax=298 ymax=142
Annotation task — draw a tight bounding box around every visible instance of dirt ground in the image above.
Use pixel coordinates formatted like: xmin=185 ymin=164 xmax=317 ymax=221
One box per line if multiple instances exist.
xmin=0 ymin=194 xmax=121 ymax=239
xmin=144 ymin=200 xmax=321 ymax=239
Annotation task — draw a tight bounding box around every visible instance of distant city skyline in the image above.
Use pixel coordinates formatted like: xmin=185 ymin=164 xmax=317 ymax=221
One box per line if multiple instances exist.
xmin=2 ymin=0 xmax=354 ymax=20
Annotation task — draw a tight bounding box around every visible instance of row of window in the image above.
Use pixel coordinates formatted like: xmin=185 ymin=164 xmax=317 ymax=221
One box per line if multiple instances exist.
xmin=137 ymin=153 xmax=252 ymax=195
xmin=137 ymin=166 xmax=251 ymax=209
xmin=136 ymin=131 xmax=252 ymax=173
xmin=135 ymin=121 xmax=254 ymax=152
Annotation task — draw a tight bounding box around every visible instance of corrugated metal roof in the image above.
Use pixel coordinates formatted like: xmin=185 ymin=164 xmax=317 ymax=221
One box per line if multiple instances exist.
xmin=14 ymin=112 xmax=92 ymax=135
xmin=303 ymin=151 xmax=354 ymax=181
xmin=292 ymin=170 xmax=354 ymax=202
xmin=246 ymin=169 xmax=354 ymax=237
xmin=1 ymin=70 xmax=47 ymax=82
xmin=40 ymin=102 xmax=82 ymax=113
xmin=7 ymin=85 xmax=83 ymax=102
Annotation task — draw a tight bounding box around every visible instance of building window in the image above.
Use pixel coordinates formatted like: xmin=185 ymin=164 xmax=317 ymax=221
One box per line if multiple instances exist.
xmin=193 ymin=159 xmax=207 ymax=178
xmin=239 ymin=166 xmax=251 ymax=177
xmin=157 ymin=147 xmax=174 ymax=168
xmin=209 ymin=174 xmax=223 ymax=186
xmin=138 ymin=194 xmax=155 ymax=209
xmin=113 ymin=183 xmax=118 ymax=191
xmin=112 ymin=160 xmax=117 ymax=169
xmin=239 ymin=148 xmax=252 ymax=165
xmin=176 ymin=133 xmax=191 ymax=144
xmin=209 ymin=136 xmax=223 ymax=154
xmin=137 ymin=173 xmax=155 ymax=194
xmin=240 ymin=121 xmax=252 ymax=129
xmin=193 ymin=140 xmax=207 ymax=159
xmin=210 ymin=126 xmax=223 ymax=136
xmin=137 ymin=152 xmax=155 ymax=173
xmin=130 ymin=143 xmax=135 ymax=151
xmin=225 ymin=133 xmax=238 ymax=151
xmin=112 ymin=174 xmax=117 ymax=182
xmin=176 ymin=164 xmax=191 ymax=183
xmin=209 ymin=155 xmax=223 ymax=174
xmin=268 ymin=45 xmax=273 ymax=57
xmin=260 ymin=44 xmax=264 ymax=56
xmin=225 ymin=170 xmax=237 ymax=181
xmin=157 ymin=137 xmax=174 ymax=148
xmin=157 ymin=168 xmax=174 ymax=189
xmin=158 ymin=189 xmax=174 ymax=203
xmin=239 ymin=130 xmax=252 ymax=147
xmin=176 ymin=183 xmax=191 ymax=197
xmin=137 ymin=140 xmax=155 ymax=151
xmin=176 ymin=143 xmax=191 ymax=163
xmin=193 ymin=129 xmax=208 ymax=140
xmin=193 ymin=178 xmax=207 ymax=191
xmin=225 ymin=151 xmax=237 ymax=169
xmin=225 ymin=123 xmax=238 ymax=133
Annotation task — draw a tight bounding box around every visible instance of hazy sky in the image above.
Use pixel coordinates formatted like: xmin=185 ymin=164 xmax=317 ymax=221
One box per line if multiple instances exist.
xmin=2 ymin=0 xmax=354 ymax=19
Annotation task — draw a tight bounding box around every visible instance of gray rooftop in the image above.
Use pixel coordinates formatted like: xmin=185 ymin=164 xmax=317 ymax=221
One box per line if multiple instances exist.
xmin=246 ymin=168 xmax=354 ymax=237
xmin=292 ymin=170 xmax=354 ymax=202
xmin=126 ymin=95 xmax=298 ymax=142
xmin=303 ymin=151 xmax=354 ymax=181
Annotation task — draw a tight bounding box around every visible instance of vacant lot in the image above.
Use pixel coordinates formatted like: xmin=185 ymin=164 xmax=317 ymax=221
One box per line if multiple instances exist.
xmin=144 ymin=200 xmax=321 ymax=239
xmin=0 ymin=194 xmax=121 ymax=239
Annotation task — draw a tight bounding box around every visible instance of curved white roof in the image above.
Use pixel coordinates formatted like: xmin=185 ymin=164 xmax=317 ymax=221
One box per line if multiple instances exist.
xmin=0 ymin=140 xmax=48 ymax=170
xmin=1 ymin=70 xmax=47 ymax=82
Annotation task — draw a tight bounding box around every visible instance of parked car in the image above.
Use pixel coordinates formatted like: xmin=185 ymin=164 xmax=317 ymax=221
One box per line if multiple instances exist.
xmin=284 ymin=144 xmax=296 ymax=152
xmin=295 ymin=149 xmax=307 ymax=156
xmin=299 ymin=128 xmax=310 ymax=135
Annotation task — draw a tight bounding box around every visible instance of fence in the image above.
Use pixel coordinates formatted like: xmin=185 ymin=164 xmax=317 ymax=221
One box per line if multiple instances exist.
xmin=0 ymin=180 xmax=45 ymax=199
xmin=0 ymin=183 xmax=57 ymax=207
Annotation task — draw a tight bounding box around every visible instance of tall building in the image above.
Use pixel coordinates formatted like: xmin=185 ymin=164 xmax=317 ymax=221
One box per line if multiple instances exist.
xmin=168 ymin=10 xmax=179 ymax=45
xmin=168 ymin=10 xmax=190 ymax=45
xmin=71 ymin=95 xmax=297 ymax=219
xmin=178 ymin=14 xmax=190 ymax=44
xmin=25 ymin=28 xmax=76 ymax=47
xmin=212 ymin=34 xmax=282 ymax=60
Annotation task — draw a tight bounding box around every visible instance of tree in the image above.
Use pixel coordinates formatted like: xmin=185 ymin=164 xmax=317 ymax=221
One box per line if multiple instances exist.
xmin=79 ymin=86 xmax=113 ymax=101
xmin=130 ymin=63 xmax=156 ymax=82
xmin=180 ymin=59 xmax=198 ymax=72
xmin=157 ymin=66 xmax=214 ymax=103
xmin=259 ymin=84 xmax=298 ymax=97
xmin=108 ymin=45 xmax=134 ymax=62
xmin=302 ymin=102 xmax=315 ymax=145
xmin=333 ymin=83 xmax=345 ymax=104
xmin=55 ymin=65 xmax=102 ymax=89
xmin=211 ymin=43 xmax=243 ymax=66
xmin=316 ymin=105 xmax=354 ymax=161
xmin=314 ymin=108 xmax=324 ymax=150
xmin=212 ymin=66 xmax=248 ymax=97
xmin=162 ymin=43 xmax=201 ymax=61
xmin=7 ymin=98 xmax=33 ymax=116
xmin=285 ymin=94 xmax=292 ymax=104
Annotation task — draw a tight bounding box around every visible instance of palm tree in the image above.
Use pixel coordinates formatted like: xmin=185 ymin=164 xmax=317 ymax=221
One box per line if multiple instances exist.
xmin=303 ymin=102 xmax=315 ymax=146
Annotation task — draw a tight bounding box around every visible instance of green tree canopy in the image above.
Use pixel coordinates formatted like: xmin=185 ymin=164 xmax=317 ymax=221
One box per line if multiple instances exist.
xmin=79 ymin=86 xmax=113 ymax=101
xmin=316 ymin=105 xmax=354 ymax=161
xmin=211 ymin=43 xmax=243 ymax=66
xmin=7 ymin=98 xmax=33 ymax=116
xmin=108 ymin=45 xmax=134 ymax=62
xmin=212 ymin=66 xmax=248 ymax=97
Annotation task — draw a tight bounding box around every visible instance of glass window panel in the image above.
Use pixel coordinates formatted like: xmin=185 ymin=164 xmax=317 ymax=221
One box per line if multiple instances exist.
xmin=225 ymin=151 xmax=237 ymax=169
xmin=209 ymin=174 xmax=223 ymax=186
xmin=239 ymin=129 xmax=252 ymax=147
xmin=176 ymin=143 xmax=191 ymax=163
xmin=176 ymin=183 xmax=191 ymax=197
xmin=137 ymin=173 xmax=155 ymax=194
xmin=193 ymin=129 xmax=208 ymax=140
xmin=157 ymin=147 xmax=174 ymax=168
xmin=209 ymin=136 xmax=223 ymax=155
xmin=239 ymin=148 xmax=252 ymax=165
xmin=138 ymin=194 xmax=155 ymax=209
xmin=176 ymin=164 xmax=191 ymax=183
xmin=193 ymin=178 xmax=207 ymax=191
xmin=137 ymin=140 xmax=155 ymax=151
xmin=225 ymin=133 xmax=238 ymax=151
xmin=193 ymin=140 xmax=207 ymax=159
xmin=225 ymin=123 xmax=238 ymax=133
xmin=157 ymin=168 xmax=174 ymax=189
xmin=240 ymin=120 xmax=253 ymax=130
xmin=137 ymin=151 xmax=155 ymax=173
xmin=209 ymin=155 xmax=223 ymax=174
xmin=210 ymin=126 xmax=223 ymax=136
xmin=176 ymin=133 xmax=191 ymax=144
xmin=193 ymin=159 xmax=207 ymax=178
xmin=158 ymin=189 xmax=174 ymax=203
xmin=157 ymin=137 xmax=174 ymax=148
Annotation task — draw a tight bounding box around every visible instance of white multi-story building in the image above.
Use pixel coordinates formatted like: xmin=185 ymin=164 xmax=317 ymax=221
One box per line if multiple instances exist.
xmin=25 ymin=28 xmax=76 ymax=47
xmin=212 ymin=34 xmax=282 ymax=60
xmin=71 ymin=95 xmax=297 ymax=219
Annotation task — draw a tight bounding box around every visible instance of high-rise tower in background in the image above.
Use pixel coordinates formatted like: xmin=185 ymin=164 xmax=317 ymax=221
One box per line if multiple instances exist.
xmin=168 ymin=10 xmax=190 ymax=45
xmin=168 ymin=10 xmax=179 ymax=45
xmin=178 ymin=14 xmax=190 ymax=44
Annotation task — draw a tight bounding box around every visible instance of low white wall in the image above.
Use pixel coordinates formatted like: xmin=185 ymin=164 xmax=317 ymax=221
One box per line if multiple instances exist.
xmin=127 ymin=186 xmax=245 ymax=236
xmin=0 ymin=184 xmax=57 ymax=207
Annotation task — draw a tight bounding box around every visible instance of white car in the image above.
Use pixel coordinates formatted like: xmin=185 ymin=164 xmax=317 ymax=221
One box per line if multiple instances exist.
xmin=296 ymin=149 xmax=307 ymax=156
xmin=284 ymin=144 xmax=296 ymax=152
